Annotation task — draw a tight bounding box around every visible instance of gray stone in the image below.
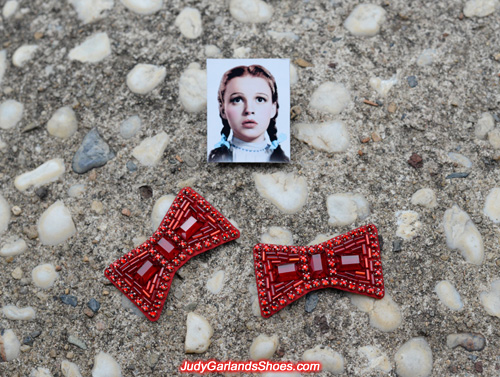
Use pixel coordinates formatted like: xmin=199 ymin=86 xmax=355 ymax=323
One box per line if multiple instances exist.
xmin=407 ymin=76 xmax=418 ymax=88
xmin=393 ymin=238 xmax=403 ymax=252
xmin=446 ymin=172 xmax=470 ymax=179
xmin=447 ymin=333 xmax=486 ymax=352
xmin=68 ymin=335 xmax=87 ymax=350
xmin=126 ymin=161 xmax=137 ymax=172
xmin=305 ymin=292 xmax=319 ymax=313
xmin=72 ymin=128 xmax=115 ymax=174
xmin=60 ymin=295 xmax=78 ymax=307
xmin=87 ymin=298 xmax=100 ymax=313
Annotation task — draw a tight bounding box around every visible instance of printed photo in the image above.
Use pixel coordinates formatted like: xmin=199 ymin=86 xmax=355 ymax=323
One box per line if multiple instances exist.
xmin=207 ymin=59 xmax=290 ymax=163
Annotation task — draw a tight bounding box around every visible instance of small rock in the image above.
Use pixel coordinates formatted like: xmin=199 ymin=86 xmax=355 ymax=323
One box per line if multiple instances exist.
xmin=32 ymin=263 xmax=59 ymax=289
xmin=464 ymin=0 xmax=499 ymax=17
xmin=475 ymin=361 xmax=483 ymax=372
xmin=14 ymin=158 xmax=65 ymax=191
xmin=0 ymin=238 xmax=27 ymax=257
xmin=185 ymin=312 xmax=213 ymax=353
xmin=2 ymin=1 xmax=18 ymax=18
xmin=369 ymin=75 xmax=397 ymax=97
xmin=395 ymin=338 xmax=433 ymax=377
xmin=83 ymin=308 xmax=94 ymax=318
xmin=488 ymin=128 xmax=500 ymax=149
xmin=0 ymin=99 xmax=23 ymax=130
xmin=67 ymin=184 xmax=85 ymax=198
xmin=11 ymin=267 xmax=23 ymax=280
xmin=92 ymin=351 xmax=122 ymax=377
xmin=388 ymin=102 xmax=397 ymax=113
xmin=204 ymin=45 xmax=221 ymax=58
xmin=60 ymin=295 xmax=78 ymax=307
xmin=309 ymin=82 xmax=351 ymax=115
xmin=147 ymin=353 xmax=159 ymax=368
xmin=72 ymin=128 xmax=115 ymax=174
xmin=91 ymin=200 xmax=104 ymax=214
xmin=447 ymin=333 xmax=486 ymax=352
xmin=393 ymin=238 xmax=403 ymax=252
xmin=475 ymin=113 xmax=495 ymax=139
xmin=126 ymin=161 xmax=137 ymax=172
xmin=233 ymin=46 xmax=250 ymax=58
xmin=294 ymin=58 xmax=314 ymax=68
xmin=69 ymin=0 xmax=113 ymax=24
xmin=138 ymin=185 xmax=152 ymax=200
xmin=23 ymin=225 xmax=38 ymax=239
xmin=369 ymin=294 xmax=403 ymax=332
xmin=302 ymin=345 xmax=344 ymax=374
xmin=0 ymin=329 xmax=21 ymax=361
xmin=293 ymin=121 xmax=350 ymax=153
xmin=480 ymin=279 xmax=500 ymax=318
xmin=126 ymin=64 xmax=166 ymax=95
xmin=37 ymin=201 xmax=76 ymax=245
xmin=448 ymin=152 xmax=472 ymax=168
xmin=254 ymin=172 xmax=308 ymax=214
xmin=289 ymin=62 xmax=298 ymax=85
xmin=121 ymin=208 xmax=131 ymax=217
xmin=417 ymin=49 xmax=437 ymax=66
xmin=0 ymin=195 xmax=10 ymax=235
xmin=435 ymin=281 xmax=463 ymax=311
xmin=88 ymin=298 xmax=101 ymax=313
xmin=358 ymin=345 xmax=392 ymax=374
xmin=446 ymin=172 xmax=470 ymax=179
xmin=229 ymin=0 xmax=273 ymax=23
xmin=371 ymin=132 xmax=382 ymax=142
xmin=395 ymin=210 xmax=421 ymax=240
xmin=175 ymin=7 xmax=202 ymax=39
xmin=411 ymin=188 xmax=437 ymax=208
xmin=61 ymin=359 xmax=82 ymax=377
xmin=68 ymin=335 xmax=86 ymax=350
xmin=68 ymin=32 xmax=111 ymax=63
xmin=132 ymin=132 xmax=169 ymax=166
xmin=261 ymin=227 xmax=293 ymax=245
xmin=0 ymin=50 xmax=6 ymax=85
xmin=344 ymin=4 xmax=387 ymax=36
xmin=249 ymin=334 xmax=279 ymax=360
xmin=206 ymin=270 xmax=225 ymax=294
xmin=121 ymin=0 xmax=162 ymax=15
xmin=407 ymin=76 xmax=418 ymax=88
xmin=119 ymin=115 xmax=141 ymax=139
xmin=484 ymin=187 xmax=500 ymax=223
xmin=408 ymin=153 xmax=423 ymax=168
xmin=305 ymin=292 xmax=319 ymax=313
xmin=30 ymin=367 xmax=53 ymax=377
xmin=12 ymin=45 xmax=38 ymax=67
xmin=179 ymin=63 xmax=207 ymax=113
xmin=2 ymin=305 xmax=36 ymax=320
xmin=443 ymin=205 xmax=484 ymax=264
xmin=151 ymin=195 xmax=175 ymax=229
xmin=326 ymin=193 xmax=370 ymax=226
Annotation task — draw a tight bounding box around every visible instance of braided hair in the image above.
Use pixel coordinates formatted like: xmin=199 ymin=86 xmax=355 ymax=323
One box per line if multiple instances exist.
xmin=208 ymin=65 xmax=289 ymax=162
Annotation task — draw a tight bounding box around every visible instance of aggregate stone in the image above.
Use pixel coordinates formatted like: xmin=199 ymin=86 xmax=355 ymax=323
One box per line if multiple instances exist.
xmin=60 ymin=295 xmax=78 ymax=307
xmin=87 ymin=298 xmax=100 ymax=313
xmin=305 ymin=292 xmax=319 ymax=313
xmin=72 ymin=128 xmax=115 ymax=174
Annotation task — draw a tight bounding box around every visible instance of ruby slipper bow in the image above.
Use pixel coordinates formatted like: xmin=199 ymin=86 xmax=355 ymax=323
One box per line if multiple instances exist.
xmin=253 ymin=224 xmax=384 ymax=318
xmin=105 ymin=187 xmax=240 ymax=321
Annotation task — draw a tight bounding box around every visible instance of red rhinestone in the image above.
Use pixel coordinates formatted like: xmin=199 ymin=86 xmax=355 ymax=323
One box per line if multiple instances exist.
xmin=179 ymin=253 xmax=186 ymax=261
xmin=153 ymin=300 xmax=162 ymax=309
xmin=122 ymin=287 xmax=130 ymax=293
xmin=304 ymin=283 xmax=312 ymax=290
xmin=135 ymin=298 xmax=143 ymax=306
xmin=149 ymin=311 xmax=157 ymax=318
xmin=271 ymin=303 xmax=278 ymax=310
xmin=212 ymin=236 xmax=220 ymax=244
xmin=204 ymin=240 xmax=211 ymax=248
xmin=160 ymin=284 xmax=168 ymax=291
xmin=358 ymin=285 xmax=366 ymax=293
xmin=376 ymin=289 xmax=383 ymax=297
xmin=299 ymin=256 xmax=308 ymax=263
xmin=259 ymin=290 xmax=267 ymax=297
xmin=279 ymin=298 xmax=287 ymax=305
xmin=322 ymin=279 xmax=329 ymax=286
xmin=299 ymin=247 xmax=307 ymax=255
xmin=331 ymin=278 xmax=338 ymax=285
xmin=301 ymin=265 xmax=309 ymax=272
xmin=340 ymin=280 xmax=347 ymax=287
xmin=287 ymin=292 xmax=295 ymax=300
xmin=186 ymin=248 xmax=194 ymax=255
xmin=141 ymin=304 xmax=149 ymax=312
xmin=367 ymin=287 xmax=374 ymax=294
xmin=316 ymin=244 xmax=324 ymax=253
xmin=348 ymin=283 xmax=356 ymax=290
xmin=195 ymin=243 xmax=202 ymax=251
xmin=312 ymin=281 xmax=320 ymax=288
xmin=157 ymin=292 xmax=165 ymax=299
xmin=180 ymin=241 xmax=187 ymax=249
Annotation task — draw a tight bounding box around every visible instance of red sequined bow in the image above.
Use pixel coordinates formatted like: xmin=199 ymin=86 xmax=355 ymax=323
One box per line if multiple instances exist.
xmin=105 ymin=187 xmax=240 ymax=321
xmin=253 ymin=224 xmax=384 ymax=318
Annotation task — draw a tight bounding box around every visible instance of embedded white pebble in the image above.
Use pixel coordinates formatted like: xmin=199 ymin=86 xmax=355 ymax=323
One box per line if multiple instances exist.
xmin=68 ymin=33 xmax=111 ymax=63
xmin=38 ymin=201 xmax=76 ymax=245
xmin=293 ymin=121 xmax=350 ymax=153
xmin=175 ymin=8 xmax=203 ymax=39
xmin=417 ymin=49 xmax=437 ymax=67
xmin=126 ymin=64 xmax=166 ymax=95
xmin=302 ymin=345 xmax=344 ymax=374
xmin=0 ymin=50 xmax=6 ymax=85
xmin=132 ymin=132 xmax=169 ymax=166
xmin=479 ymin=279 xmax=500 ymax=317
xmin=249 ymin=334 xmax=279 ymax=360
xmin=464 ymin=0 xmax=499 ymax=17
xmin=369 ymin=295 xmax=403 ymax=332
xmin=2 ymin=305 xmax=36 ymax=320
xmin=121 ymin=0 xmax=162 ymax=15
xmin=410 ymin=188 xmax=437 ymax=209
xmin=0 ymin=194 xmax=11 ymax=234
xmin=0 ymin=99 xmax=23 ymax=129
xmin=0 ymin=238 xmax=27 ymax=257
xmin=261 ymin=226 xmax=293 ymax=245
xmin=358 ymin=346 xmax=392 ymax=374
xmin=233 ymin=46 xmax=251 ymax=58
xmin=31 ymin=367 xmax=52 ymax=377
xmin=68 ymin=184 xmax=86 ymax=197
xmin=69 ymin=0 xmax=114 ymax=24
xmin=251 ymin=296 xmax=261 ymax=316
xmin=326 ymin=193 xmax=370 ymax=226
xmin=488 ymin=128 xmax=500 ymax=149
xmin=309 ymin=82 xmax=350 ymax=115
xmin=12 ymin=45 xmax=38 ymax=68
xmin=185 ymin=312 xmax=213 ymax=353
xmin=394 ymin=338 xmax=433 ymax=377
xmin=0 ymin=329 xmax=20 ymax=361
xmin=435 ymin=281 xmax=463 ymax=311
xmin=151 ymin=195 xmax=175 ymax=229
xmin=32 ymin=264 xmax=59 ymax=289
xmin=206 ymin=270 xmax=225 ymax=294
xmin=92 ymin=351 xmax=122 ymax=377
xmin=475 ymin=112 xmax=495 ymax=139
xmin=344 ymin=4 xmax=387 ymax=37
xmin=484 ymin=187 xmax=500 ymax=223
xmin=369 ymin=75 xmax=397 ymax=97
xmin=289 ymin=63 xmax=298 ymax=86
xmin=119 ymin=115 xmax=141 ymax=139
xmin=2 ymin=1 xmax=18 ymax=18
xmin=47 ymin=107 xmax=78 ymax=139
xmin=61 ymin=360 xmax=83 ymax=377
xmin=448 ymin=152 xmax=472 ymax=168
xmin=14 ymin=158 xmax=65 ymax=191
xmin=395 ymin=210 xmax=421 ymax=240
xmin=205 ymin=45 xmax=221 ymax=58
xmin=179 ymin=63 xmax=207 ymax=113
xmin=229 ymin=0 xmax=273 ymax=23
xmin=254 ymin=172 xmax=308 ymax=214
xmin=443 ymin=205 xmax=484 ymax=264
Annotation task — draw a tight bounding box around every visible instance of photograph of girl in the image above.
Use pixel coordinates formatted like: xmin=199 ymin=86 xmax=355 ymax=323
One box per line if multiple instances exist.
xmin=207 ymin=59 xmax=290 ymax=163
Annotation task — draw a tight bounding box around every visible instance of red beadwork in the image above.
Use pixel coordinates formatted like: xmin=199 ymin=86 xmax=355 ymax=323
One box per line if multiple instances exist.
xmin=253 ymin=224 xmax=385 ymax=318
xmin=104 ymin=187 xmax=240 ymax=322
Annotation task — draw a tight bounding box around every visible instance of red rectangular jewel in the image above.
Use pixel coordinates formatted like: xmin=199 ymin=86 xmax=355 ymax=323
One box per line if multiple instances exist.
xmin=179 ymin=216 xmax=202 ymax=240
xmin=156 ymin=237 xmax=179 ymax=260
xmin=276 ymin=263 xmax=298 ymax=282
xmin=135 ymin=260 xmax=158 ymax=285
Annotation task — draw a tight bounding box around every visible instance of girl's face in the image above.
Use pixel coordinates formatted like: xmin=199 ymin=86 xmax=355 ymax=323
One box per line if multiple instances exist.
xmin=221 ymin=75 xmax=277 ymax=143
